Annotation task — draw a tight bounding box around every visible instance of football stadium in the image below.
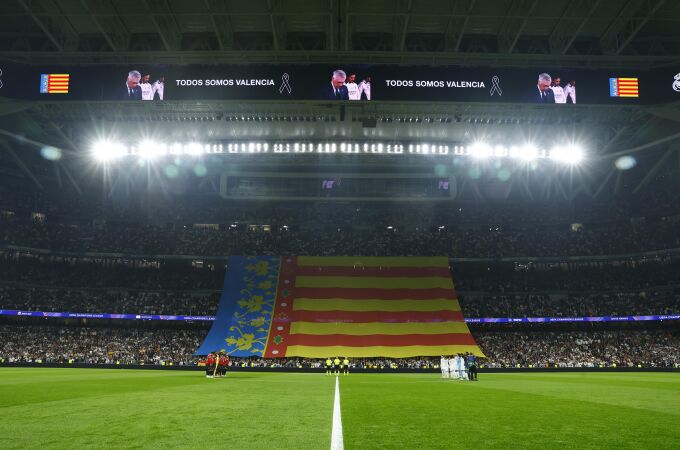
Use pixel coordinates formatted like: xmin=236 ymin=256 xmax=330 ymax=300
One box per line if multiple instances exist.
xmin=1 ymin=1 xmax=680 ymax=448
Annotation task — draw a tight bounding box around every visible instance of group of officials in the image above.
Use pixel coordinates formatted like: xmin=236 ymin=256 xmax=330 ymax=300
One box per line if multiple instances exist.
xmin=325 ymin=357 xmax=351 ymax=375
xmin=123 ymin=70 xmax=165 ymax=100
xmin=205 ymin=351 xmax=230 ymax=378
xmin=440 ymin=353 xmax=478 ymax=381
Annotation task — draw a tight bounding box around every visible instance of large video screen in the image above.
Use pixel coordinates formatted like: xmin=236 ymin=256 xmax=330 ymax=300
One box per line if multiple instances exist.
xmin=1 ymin=62 xmax=678 ymax=105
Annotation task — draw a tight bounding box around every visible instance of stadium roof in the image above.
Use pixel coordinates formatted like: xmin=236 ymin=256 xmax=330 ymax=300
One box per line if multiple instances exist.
xmin=1 ymin=0 xmax=679 ymax=202
xmin=1 ymin=0 xmax=680 ymax=67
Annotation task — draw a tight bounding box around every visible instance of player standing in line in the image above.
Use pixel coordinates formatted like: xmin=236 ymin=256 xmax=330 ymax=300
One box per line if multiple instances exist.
xmin=217 ymin=352 xmax=228 ymax=377
xmin=345 ymin=74 xmax=361 ymax=100
xmin=140 ymin=74 xmax=154 ymax=100
xmin=333 ymin=357 xmax=341 ymax=375
xmin=359 ymin=76 xmax=372 ymax=100
xmin=152 ymin=76 xmax=164 ymax=100
xmin=550 ymin=76 xmax=566 ymax=104
xmin=325 ymin=357 xmax=333 ymax=375
xmin=454 ymin=354 xmax=463 ymax=380
xmin=440 ymin=355 xmax=448 ymax=378
xmin=342 ymin=357 xmax=350 ymax=375
xmin=461 ymin=353 xmax=469 ymax=381
xmin=206 ymin=352 xmax=215 ymax=378
xmin=564 ymin=80 xmax=576 ymax=104
xmin=447 ymin=355 xmax=456 ymax=379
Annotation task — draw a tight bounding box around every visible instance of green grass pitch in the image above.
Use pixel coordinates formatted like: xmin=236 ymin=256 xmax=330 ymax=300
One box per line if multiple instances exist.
xmin=1 ymin=369 xmax=679 ymax=449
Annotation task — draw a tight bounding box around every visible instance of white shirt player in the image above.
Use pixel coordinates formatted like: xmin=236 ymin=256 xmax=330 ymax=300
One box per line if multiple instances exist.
xmin=358 ymin=80 xmax=371 ymax=100
xmin=448 ymin=357 xmax=456 ymax=378
xmin=460 ymin=356 xmax=468 ymax=380
xmin=551 ymin=85 xmax=566 ymax=104
xmin=454 ymin=355 xmax=466 ymax=380
xmin=564 ymin=83 xmax=576 ymax=104
xmin=346 ymin=82 xmax=360 ymax=100
xmin=140 ymin=81 xmax=154 ymax=100
xmin=152 ymin=80 xmax=164 ymax=100
xmin=440 ymin=356 xmax=448 ymax=378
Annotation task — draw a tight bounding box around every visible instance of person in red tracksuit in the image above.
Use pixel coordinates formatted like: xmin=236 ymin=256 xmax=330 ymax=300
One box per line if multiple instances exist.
xmin=216 ymin=353 xmax=227 ymax=377
xmin=223 ymin=354 xmax=230 ymax=377
xmin=206 ymin=353 xmax=215 ymax=378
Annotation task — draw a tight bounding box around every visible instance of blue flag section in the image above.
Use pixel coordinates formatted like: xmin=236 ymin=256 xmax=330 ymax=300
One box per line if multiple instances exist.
xmin=194 ymin=256 xmax=280 ymax=356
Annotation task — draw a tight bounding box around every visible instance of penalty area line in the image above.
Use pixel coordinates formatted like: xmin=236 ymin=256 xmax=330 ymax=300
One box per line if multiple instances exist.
xmin=331 ymin=375 xmax=344 ymax=450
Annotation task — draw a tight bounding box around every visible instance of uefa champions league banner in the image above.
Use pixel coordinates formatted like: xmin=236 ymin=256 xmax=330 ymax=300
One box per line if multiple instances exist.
xmin=2 ymin=309 xmax=678 ymax=323
xmin=1 ymin=61 xmax=679 ymax=104
xmin=0 ymin=308 xmax=677 ymax=326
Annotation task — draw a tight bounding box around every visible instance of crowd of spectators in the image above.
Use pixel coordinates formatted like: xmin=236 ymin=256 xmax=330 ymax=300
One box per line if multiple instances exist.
xmin=0 ymin=287 xmax=218 ymax=316
xmin=2 ymin=326 xmax=677 ymax=368
xmin=2 ymin=215 xmax=679 ymax=257
xmin=1 ymin=253 xmax=679 ymax=318
xmin=459 ymin=291 xmax=680 ymax=318
xmin=1 ymin=284 xmax=678 ymax=319
xmin=3 ymin=251 xmax=679 ymax=292
xmin=476 ymin=329 xmax=680 ymax=368
xmin=454 ymin=259 xmax=680 ymax=291
xmin=2 ymin=184 xmax=679 ymax=229
xmin=0 ymin=326 xmax=202 ymax=365
xmin=0 ymin=256 xmax=224 ymax=291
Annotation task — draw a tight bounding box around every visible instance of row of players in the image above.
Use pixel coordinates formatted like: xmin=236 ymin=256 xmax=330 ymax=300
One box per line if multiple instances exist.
xmin=203 ymin=354 xmax=478 ymax=378
xmin=205 ymin=354 xmax=352 ymax=376
xmin=441 ymin=353 xmax=479 ymax=381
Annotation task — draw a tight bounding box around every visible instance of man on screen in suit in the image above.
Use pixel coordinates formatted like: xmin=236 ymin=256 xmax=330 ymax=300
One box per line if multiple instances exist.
xmin=122 ymin=70 xmax=143 ymax=100
xmin=318 ymin=69 xmax=349 ymax=100
xmin=529 ymin=73 xmax=555 ymax=103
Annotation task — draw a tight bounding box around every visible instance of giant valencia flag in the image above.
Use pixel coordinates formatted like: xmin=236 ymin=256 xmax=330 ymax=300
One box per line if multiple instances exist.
xmin=195 ymin=256 xmax=483 ymax=358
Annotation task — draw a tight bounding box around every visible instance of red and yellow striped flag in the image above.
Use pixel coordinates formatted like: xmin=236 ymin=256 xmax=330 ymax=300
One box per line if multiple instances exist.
xmin=39 ymin=74 xmax=70 ymax=94
xmin=263 ymin=256 xmax=484 ymax=358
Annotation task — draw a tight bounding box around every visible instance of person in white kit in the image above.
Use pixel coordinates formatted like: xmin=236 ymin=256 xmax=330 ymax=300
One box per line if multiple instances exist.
xmin=139 ymin=74 xmax=154 ymax=100
xmin=345 ymin=74 xmax=361 ymax=100
xmin=448 ymin=355 xmax=457 ymax=379
xmin=440 ymin=356 xmax=448 ymax=378
xmin=456 ymin=353 xmax=467 ymax=380
xmin=564 ymin=79 xmax=576 ymax=104
xmin=550 ymin=76 xmax=566 ymax=104
xmin=152 ymin=76 xmax=164 ymax=100
xmin=358 ymin=75 xmax=371 ymax=100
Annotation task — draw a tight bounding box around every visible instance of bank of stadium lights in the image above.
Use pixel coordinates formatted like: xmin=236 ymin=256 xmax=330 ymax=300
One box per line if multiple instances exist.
xmin=90 ymin=140 xmax=584 ymax=164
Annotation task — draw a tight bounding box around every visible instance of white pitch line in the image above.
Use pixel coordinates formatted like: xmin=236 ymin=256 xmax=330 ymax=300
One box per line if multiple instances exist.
xmin=330 ymin=375 xmax=344 ymax=450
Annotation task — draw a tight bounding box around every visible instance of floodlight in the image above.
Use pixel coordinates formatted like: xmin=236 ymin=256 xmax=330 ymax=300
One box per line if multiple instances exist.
xmin=91 ymin=140 xmax=126 ymax=162
xmin=469 ymin=142 xmax=492 ymax=159
xmin=511 ymin=144 xmax=538 ymax=161
xmin=137 ymin=140 xmax=167 ymax=160
xmin=494 ymin=145 xmax=508 ymax=157
xmin=550 ymin=145 xmax=584 ymax=164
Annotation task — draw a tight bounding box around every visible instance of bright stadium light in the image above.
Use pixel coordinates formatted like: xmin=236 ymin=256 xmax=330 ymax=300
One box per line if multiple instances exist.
xmin=469 ymin=142 xmax=492 ymax=159
xmin=510 ymin=144 xmax=538 ymax=161
xmin=550 ymin=145 xmax=584 ymax=164
xmin=185 ymin=142 xmax=203 ymax=156
xmin=91 ymin=140 xmax=126 ymax=162
xmin=137 ymin=140 xmax=167 ymax=160
xmin=494 ymin=145 xmax=508 ymax=157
